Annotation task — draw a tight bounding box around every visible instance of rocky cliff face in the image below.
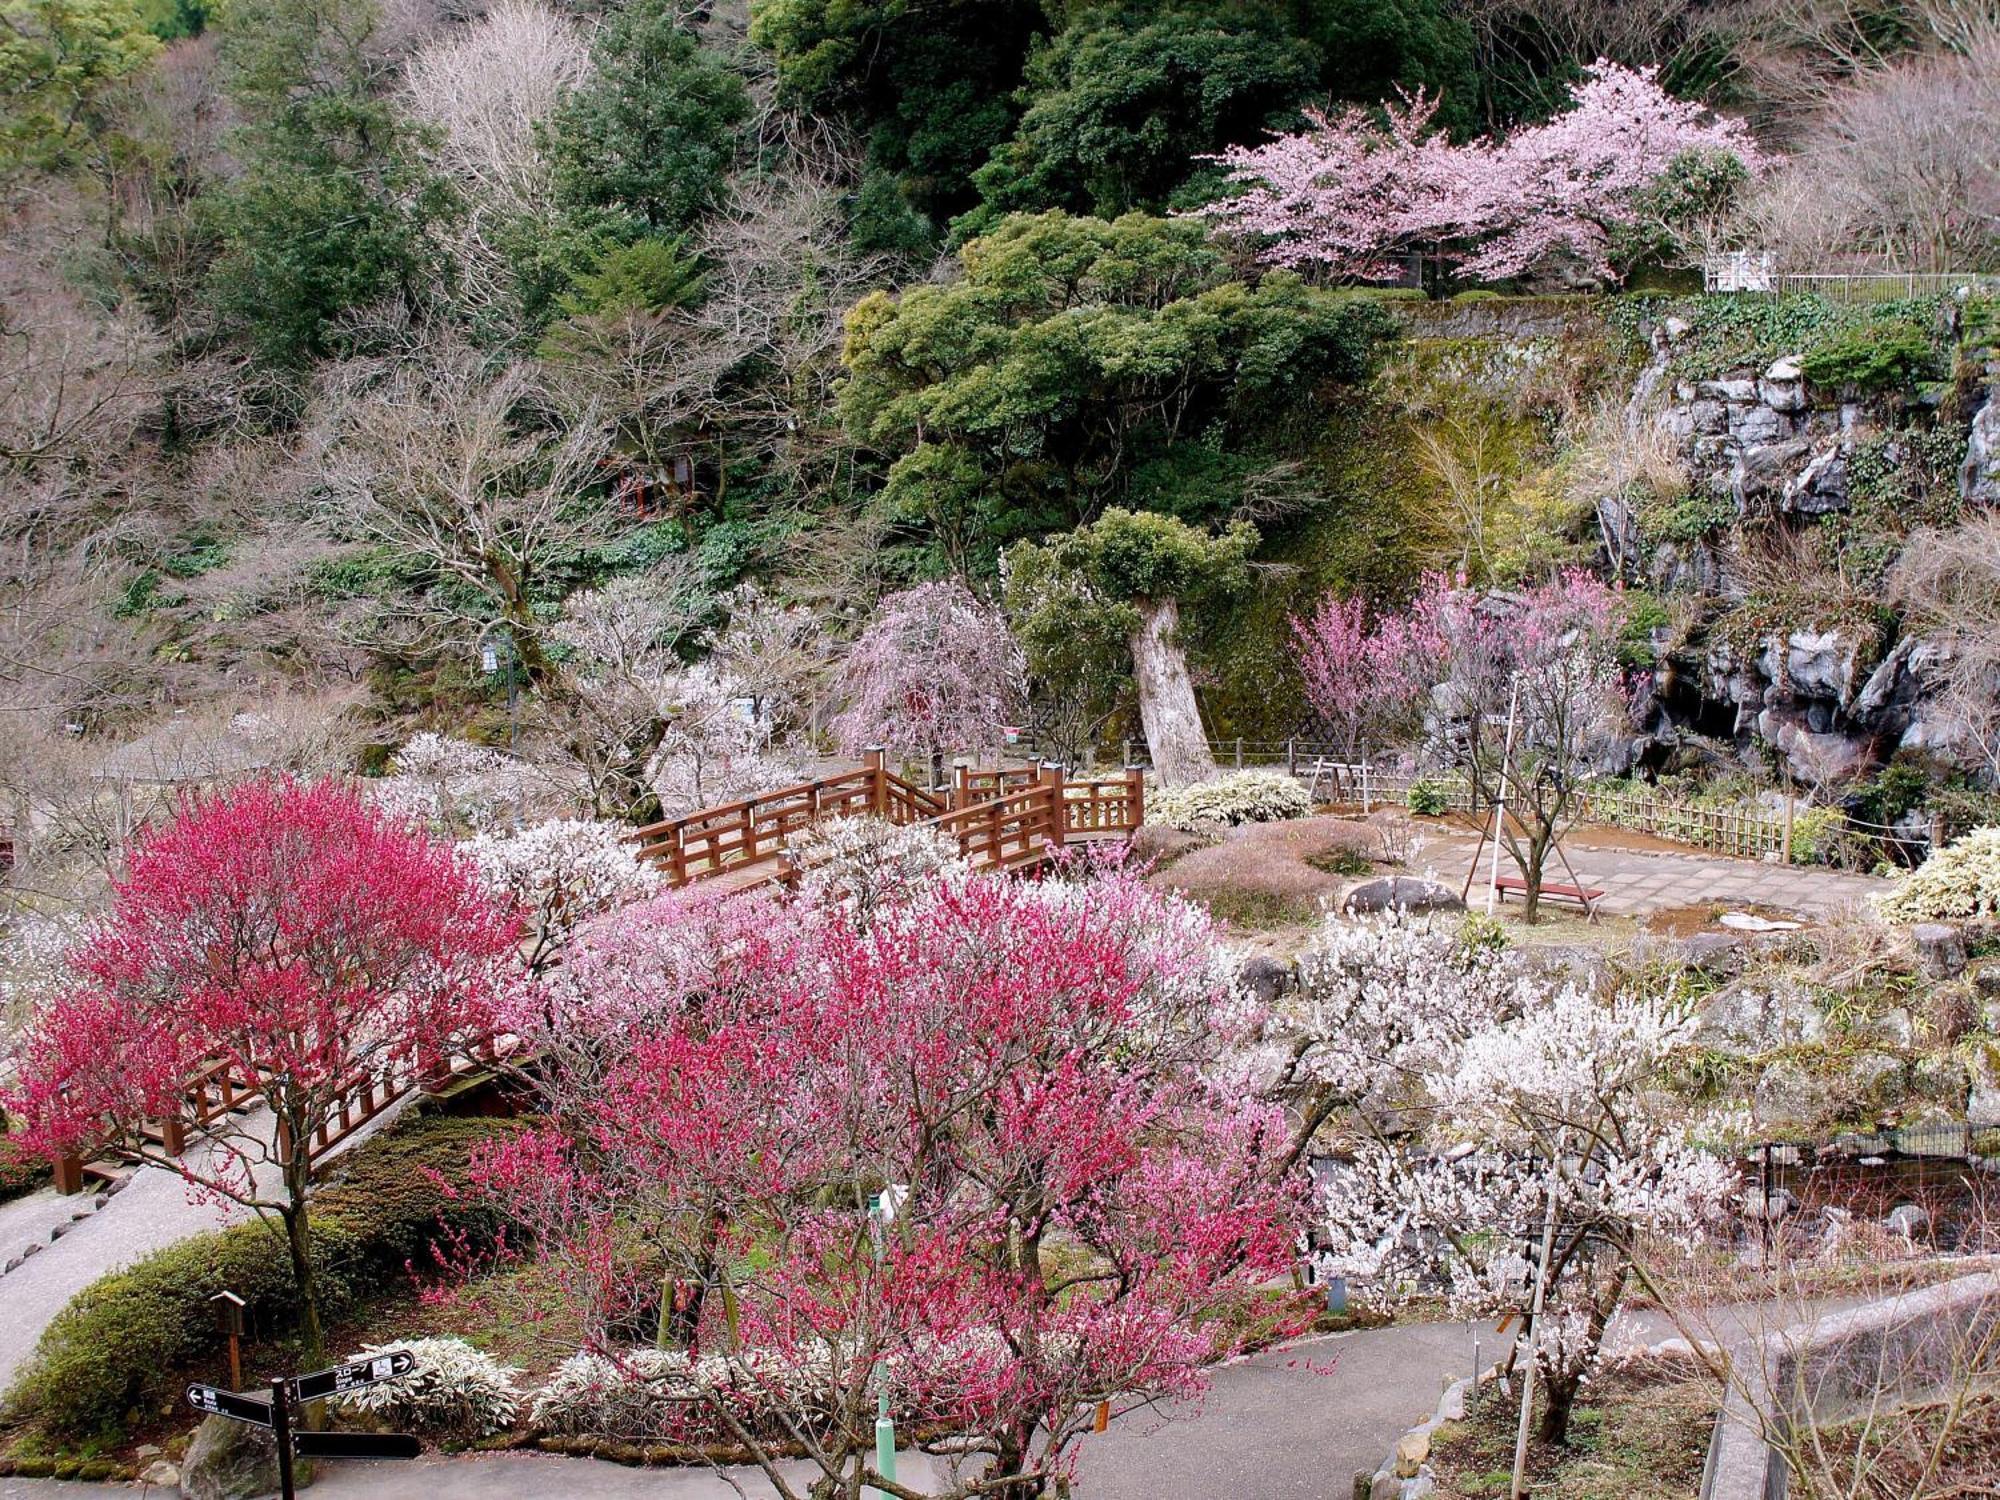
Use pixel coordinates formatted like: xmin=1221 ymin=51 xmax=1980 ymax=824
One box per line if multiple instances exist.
xmin=1623 ymin=303 xmax=1999 ymax=790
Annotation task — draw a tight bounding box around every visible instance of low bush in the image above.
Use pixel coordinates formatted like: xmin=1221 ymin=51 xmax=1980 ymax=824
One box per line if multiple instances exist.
xmin=1799 ymin=319 xmax=1937 ymax=393
xmin=332 ymin=1337 xmax=521 ymax=1439
xmin=531 ymin=1348 xmax=839 ymax=1447
xmin=1406 ymin=778 xmax=1451 ymax=816
xmin=3 ymin=1113 xmax=519 ymax=1444
xmin=0 ymin=1137 xmax=51 ymax=1205
xmin=1876 ymin=826 xmax=2000 ymax=922
xmin=1147 ymin=770 xmax=1312 ymax=832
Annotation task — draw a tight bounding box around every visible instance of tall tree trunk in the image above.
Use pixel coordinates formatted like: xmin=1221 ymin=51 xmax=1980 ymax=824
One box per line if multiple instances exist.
xmin=1127 ymin=598 xmax=1214 ymax=789
xmin=279 ymin=1194 xmax=326 ymax=1415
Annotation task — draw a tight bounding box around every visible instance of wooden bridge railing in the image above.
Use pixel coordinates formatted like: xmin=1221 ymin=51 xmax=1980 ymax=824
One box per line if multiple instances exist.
xmin=630 ymin=751 xmax=1145 ymax=894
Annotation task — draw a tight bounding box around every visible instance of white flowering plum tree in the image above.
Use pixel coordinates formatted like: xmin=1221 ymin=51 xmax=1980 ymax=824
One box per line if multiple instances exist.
xmin=1317 ymin=983 xmax=1736 ymax=1444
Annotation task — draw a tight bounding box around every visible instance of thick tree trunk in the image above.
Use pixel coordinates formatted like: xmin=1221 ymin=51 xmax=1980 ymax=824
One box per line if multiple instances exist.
xmin=1127 ymin=598 xmax=1214 ymax=789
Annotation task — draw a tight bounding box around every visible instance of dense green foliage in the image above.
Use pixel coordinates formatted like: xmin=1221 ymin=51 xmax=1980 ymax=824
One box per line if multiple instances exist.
xmin=3 ymin=1115 xmax=517 ymax=1443
xmin=202 ymin=0 xmax=454 ymax=363
xmin=842 ymin=211 xmax=1393 ymax=572
xmin=544 ymin=0 xmax=749 ymax=239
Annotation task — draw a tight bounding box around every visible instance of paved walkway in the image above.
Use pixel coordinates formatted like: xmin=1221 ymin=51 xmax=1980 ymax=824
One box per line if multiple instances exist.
xmin=0 ymin=1100 xmax=410 ymax=1397
xmin=0 ymin=1306 xmax=1742 ymax=1500
xmin=1423 ymin=830 xmax=1886 ymax=920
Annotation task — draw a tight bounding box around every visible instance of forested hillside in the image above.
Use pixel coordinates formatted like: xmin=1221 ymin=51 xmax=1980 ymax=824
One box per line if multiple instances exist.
xmin=2 ymin=0 xmax=1998 ymax=907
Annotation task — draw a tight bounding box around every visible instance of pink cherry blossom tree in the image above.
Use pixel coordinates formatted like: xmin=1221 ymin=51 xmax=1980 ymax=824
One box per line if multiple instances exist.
xmin=1199 ymin=61 xmax=1766 ymax=285
xmin=1290 ymin=582 xmax=1448 ymax=762
xmin=4 ymin=778 xmax=520 ymax=1363
xmin=833 ymin=581 xmax=1026 ymax=786
xmin=457 ymin=867 xmax=1301 ymax=1499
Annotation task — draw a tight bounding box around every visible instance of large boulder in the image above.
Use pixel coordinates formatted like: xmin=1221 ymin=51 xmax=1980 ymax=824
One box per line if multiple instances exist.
xmin=1699 ymin=986 xmax=1826 ymax=1054
xmin=1962 ymin=388 xmax=2000 ymax=505
xmin=1760 ymin=356 xmax=1808 ymax=413
xmin=1341 ymin=876 xmax=1465 ymax=916
xmin=1782 ymin=444 xmax=1849 ymax=514
xmin=180 ymin=1415 xmax=307 ymax=1500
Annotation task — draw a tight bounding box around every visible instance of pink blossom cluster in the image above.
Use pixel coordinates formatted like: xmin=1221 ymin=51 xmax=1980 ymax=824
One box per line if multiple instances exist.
xmin=460 ymin=865 xmax=1304 ymax=1482
xmin=832 ymin=580 xmax=1025 ymax=763
xmin=1199 ymin=62 xmax=1766 ymax=283
xmin=1289 ymin=583 xmax=1448 ymax=758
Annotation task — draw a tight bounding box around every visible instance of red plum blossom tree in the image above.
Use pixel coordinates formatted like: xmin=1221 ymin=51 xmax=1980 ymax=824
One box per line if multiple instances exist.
xmin=5 ymin=778 xmax=520 ymax=1362
xmin=461 ymin=866 xmax=1300 ymax=1499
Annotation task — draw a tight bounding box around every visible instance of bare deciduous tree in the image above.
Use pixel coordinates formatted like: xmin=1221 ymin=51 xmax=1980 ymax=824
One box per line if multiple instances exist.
xmin=402 ymin=0 xmax=590 ymax=318
xmin=309 ymin=343 xmax=610 ymax=675
xmin=1893 ymin=515 xmax=2000 ymax=781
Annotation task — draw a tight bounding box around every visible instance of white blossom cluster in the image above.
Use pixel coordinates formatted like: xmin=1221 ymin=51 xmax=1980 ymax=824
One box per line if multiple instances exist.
xmin=0 ymin=911 xmax=83 ymax=1038
xmin=375 ymin=732 xmax=518 ymax=835
xmin=530 ymin=1345 xmax=846 ymax=1442
xmin=461 ymin=818 xmax=661 ymax=955
xmin=1876 ymin=825 xmax=2000 ymax=922
xmin=1146 ymin=770 xmax=1312 ymax=833
xmin=332 ymin=1337 xmax=522 ymax=1438
xmin=788 ymin=814 xmax=965 ymax=919
xmin=1302 ymin=916 xmax=1737 ymax=1389
xmin=1276 ymin=912 xmax=1524 ymax=1104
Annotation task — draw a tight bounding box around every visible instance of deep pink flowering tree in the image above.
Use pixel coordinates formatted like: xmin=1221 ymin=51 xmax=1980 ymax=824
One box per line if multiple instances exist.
xmin=460 ymin=868 xmax=1302 ymax=1499
xmin=5 ymin=778 xmax=520 ymax=1361
xmin=832 ymin=580 xmax=1026 ymax=784
xmin=1200 ymin=61 xmax=1765 ymax=285
xmin=1290 ymin=582 xmax=1449 ymax=761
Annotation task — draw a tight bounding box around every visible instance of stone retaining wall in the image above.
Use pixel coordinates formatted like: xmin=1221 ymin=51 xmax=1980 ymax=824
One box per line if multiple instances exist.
xmin=1703 ymin=1272 xmax=2000 ymax=1500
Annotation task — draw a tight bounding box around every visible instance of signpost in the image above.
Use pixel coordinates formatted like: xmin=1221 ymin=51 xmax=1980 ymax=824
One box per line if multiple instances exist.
xmin=187 ymin=1352 xmax=422 ymax=1500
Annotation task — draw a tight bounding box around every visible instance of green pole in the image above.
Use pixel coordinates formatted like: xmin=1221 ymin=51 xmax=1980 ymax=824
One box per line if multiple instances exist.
xmin=875 ymin=1385 xmax=896 ymax=1492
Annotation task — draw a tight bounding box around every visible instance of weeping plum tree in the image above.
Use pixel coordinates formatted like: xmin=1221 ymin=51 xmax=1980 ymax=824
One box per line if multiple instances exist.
xmin=5 ymin=778 xmax=519 ymax=1365
xmin=831 ymin=579 xmax=1025 ymax=784
xmin=1008 ymin=510 xmax=1254 ymax=788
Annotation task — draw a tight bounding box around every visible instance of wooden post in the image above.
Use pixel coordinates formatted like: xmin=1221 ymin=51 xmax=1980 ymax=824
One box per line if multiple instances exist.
xmin=1234 ymin=736 xmax=1243 ymax=769
xmin=1126 ymin=766 xmax=1145 ymax=829
xmin=953 ymin=763 xmax=970 ymax=810
xmin=159 ymin=1112 xmax=187 ymax=1157
xmin=1286 ymin=737 xmax=1296 ymax=776
xmin=1782 ymin=790 xmax=1795 ymax=866
xmin=53 ymin=1153 xmax=84 ymax=1195
xmin=865 ymin=747 xmax=888 ymax=816
xmin=1041 ymin=762 xmax=1067 ymax=850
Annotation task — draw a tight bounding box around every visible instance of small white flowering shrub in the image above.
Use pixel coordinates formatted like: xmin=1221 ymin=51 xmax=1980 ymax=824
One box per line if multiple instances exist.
xmin=529 ymin=1348 xmax=840 ymax=1445
xmin=1876 ymin=826 xmax=2000 ymax=922
xmin=1147 ymin=770 xmax=1312 ymax=832
xmin=331 ymin=1338 xmax=522 ymax=1439
xmin=789 ymin=814 xmax=965 ymax=916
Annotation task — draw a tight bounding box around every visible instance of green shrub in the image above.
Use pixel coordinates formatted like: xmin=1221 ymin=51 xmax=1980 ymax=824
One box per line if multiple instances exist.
xmin=1407 ymin=778 xmax=1450 ymax=816
xmin=4 ymin=1113 xmax=517 ymax=1443
xmin=0 ymin=1137 xmax=52 ymax=1204
xmin=1799 ymin=319 xmax=1937 ymax=393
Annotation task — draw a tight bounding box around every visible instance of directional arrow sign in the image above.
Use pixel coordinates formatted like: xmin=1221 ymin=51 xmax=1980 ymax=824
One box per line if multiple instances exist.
xmin=187 ymin=1384 xmax=274 ymax=1428
xmin=291 ymin=1431 xmax=422 ymax=1461
xmin=289 ymin=1350 xmax=417 ymax=1404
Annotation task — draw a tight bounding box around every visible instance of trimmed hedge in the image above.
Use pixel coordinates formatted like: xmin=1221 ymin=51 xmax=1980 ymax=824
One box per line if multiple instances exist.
xmin=3 ymin=1112 xmax=517 ymax=1443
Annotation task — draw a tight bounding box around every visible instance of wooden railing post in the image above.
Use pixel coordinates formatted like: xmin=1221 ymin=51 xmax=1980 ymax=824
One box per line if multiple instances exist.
xmin=159 ymin=1111 xmax=187 ymax=1158
xmin=865 ymin=747 xmax=888 ymax=816
xmin=1041 ymin=762 xmax=1066 ymax=850
xmin=1126 ymin=766 xmax=1145 ymax=830
xmin=953 ymin=762 xmax=971 ymax=811
xmin=54 ymin=1153 xmax=84 ymax=1195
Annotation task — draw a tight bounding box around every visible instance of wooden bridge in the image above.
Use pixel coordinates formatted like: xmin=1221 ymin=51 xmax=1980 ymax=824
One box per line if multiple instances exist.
xmin=52 ymin=753 xmax=1141 ymax=1193
xmin=629 ymin=749 xmax=1144 ymax=894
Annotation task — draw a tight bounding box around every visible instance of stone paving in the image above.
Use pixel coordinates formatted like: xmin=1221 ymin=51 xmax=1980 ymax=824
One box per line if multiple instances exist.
xmin=1422 ymin=830 xmax=1887 ymax=920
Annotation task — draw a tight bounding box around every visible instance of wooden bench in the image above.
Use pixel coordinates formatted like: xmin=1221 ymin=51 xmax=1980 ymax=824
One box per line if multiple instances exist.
xmin=1493 ymin=873 xmax=1604 ymax=917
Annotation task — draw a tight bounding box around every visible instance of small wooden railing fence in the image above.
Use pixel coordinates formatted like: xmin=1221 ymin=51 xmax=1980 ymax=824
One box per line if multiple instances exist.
xmin=53 ymin=1031 xmax=514 ymax=1195
xmin=630 ymin=749 xmax=1144 ymax=894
